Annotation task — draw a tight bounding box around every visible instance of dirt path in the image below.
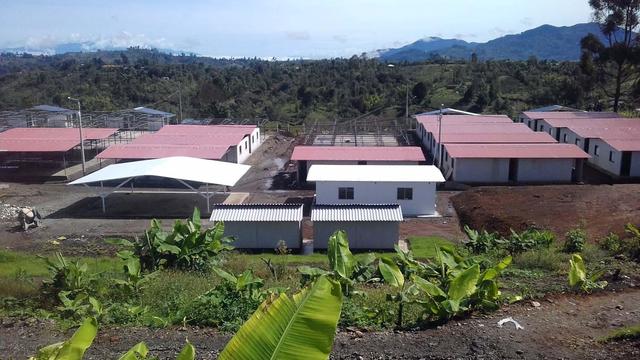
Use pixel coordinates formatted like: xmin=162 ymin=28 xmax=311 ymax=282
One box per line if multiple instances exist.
xmin=2 ymin=289 xmax=638 ymax=359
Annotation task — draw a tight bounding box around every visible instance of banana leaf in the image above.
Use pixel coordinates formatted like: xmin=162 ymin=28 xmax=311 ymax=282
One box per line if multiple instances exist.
xmin=218 ymin=276 xmax=343 ymax=360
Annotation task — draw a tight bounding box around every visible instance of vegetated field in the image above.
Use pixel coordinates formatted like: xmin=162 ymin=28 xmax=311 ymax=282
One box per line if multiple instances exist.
xmin=451 ymin=184 xmax=640 ymax=240
xmin=1 ymin=180 xmax=640 ymax=358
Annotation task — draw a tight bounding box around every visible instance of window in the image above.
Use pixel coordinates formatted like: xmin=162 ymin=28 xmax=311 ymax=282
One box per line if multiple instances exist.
xmin=594 ymin=145 xmax=600 ymax=156
xmin=609 ymin=151 xmax=615 ymax=163
xmin=539 ymin=125 xmax=544 ymax=131
xmin=575 ymin=138 xmax=581 ymax=146
xmin=528 ymin=120 xmax=532 ymax=127
xmin=357 ymin=161 xmax=367 ymax=165
xmin=397 ymin=187 xmax=413 ymax=200
xmin=338 ymin=187 xmax=354 ymax=200
xmin=563 ymin=134 xmax=568 ymax=143
xmin=239 ymin=146 xmax=242 ymax=155
xmin=245 ymin=142 xmax=248 ymax=149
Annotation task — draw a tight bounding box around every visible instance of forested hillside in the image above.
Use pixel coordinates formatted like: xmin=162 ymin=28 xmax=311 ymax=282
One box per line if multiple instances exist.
xmin=0 ymin=48 xmax=636 ymax=124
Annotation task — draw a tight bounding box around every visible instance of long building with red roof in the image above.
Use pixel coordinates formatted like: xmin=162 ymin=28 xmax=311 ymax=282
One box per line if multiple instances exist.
xmin=413 ymin=114 xmax=590 ymax=183
xmin=97 ymin=124 xmax=261 ymax=164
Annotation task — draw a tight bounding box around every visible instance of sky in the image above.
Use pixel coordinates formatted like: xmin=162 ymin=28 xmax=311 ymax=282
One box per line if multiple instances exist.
xmin=0 ymin=0 xmax=594 ymax=58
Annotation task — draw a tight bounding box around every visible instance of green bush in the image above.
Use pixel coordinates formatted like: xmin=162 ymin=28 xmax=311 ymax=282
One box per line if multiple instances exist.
xmin=563 ymin=227 xmax=587 ymax=253
xmin=108 ymin=208 xmax=234 ymax=272
xmin=599 ymin=233 xmax=621 ymax=253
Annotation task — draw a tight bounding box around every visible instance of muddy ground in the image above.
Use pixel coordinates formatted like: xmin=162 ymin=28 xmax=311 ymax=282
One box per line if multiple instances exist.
xmin=451 ymin=184 xmax=640 ymax=239
xmin=1 ymin=288 xmax=638 ymax=359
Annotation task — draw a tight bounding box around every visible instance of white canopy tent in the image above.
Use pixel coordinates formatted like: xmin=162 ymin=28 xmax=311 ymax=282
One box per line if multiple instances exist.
xmin=69 ymin=156 xmax=250 ymax=213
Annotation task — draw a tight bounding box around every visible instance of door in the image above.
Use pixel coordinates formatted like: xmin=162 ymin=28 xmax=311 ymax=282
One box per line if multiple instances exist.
xmin=583 ymin=138 xmax=590 ymax=153
xmin=508 ymin=158 xmax=518 ymax=182
xmin=534 ymin=119 xmax=539 ymax=131
xmin=621 ymin=152 xmax=632 ymax=177
xmin=298 ymin=160 xmax=308 ymax=184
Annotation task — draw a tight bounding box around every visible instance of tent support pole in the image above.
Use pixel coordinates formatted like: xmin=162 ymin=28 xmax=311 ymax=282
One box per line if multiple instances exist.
xmin=82 ymin=177 xmax=134 ymax=214
xmin=175 ymin=179 xmax=215 ymax=214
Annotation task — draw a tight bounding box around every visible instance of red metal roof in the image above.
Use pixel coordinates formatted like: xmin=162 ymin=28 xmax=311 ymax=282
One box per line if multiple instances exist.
xmin=444 ymin=143 xmax=589 ymax=159
xmin=570 ymin=126 xmax=640 ymax=140
xmin=0 ymin=127 xmax=118 ymax=152
xmin=422 ymin=122 xmax=531 ymax=134
xmin=0 ymin=127 xmax=118 ymax=141
xmin=97 ymin=144 xmax=230 ymax=160
xmin=606 ymin=140 xmax=640 ymax=152
xmin=0 ymin=139 xmax=82 ymax=152
xmin=439 ymin=132 xmax=557 ymax=144
xmin=98 ymin=125 xmax=256 ymax=160
xmin=291 ymin=146 xmax=426 ymax=162
xmin=541 ymin=117 xmax=640 ymax=129
xmin=157 ymin=124 xmax=256 ymax=136
xmin=133 ymin=133 xmax=247 ymax=145
xmin=416 ymin=114 xmax=513 ymax=126
xmin=522 ymin=111 xmax=620 ymax=120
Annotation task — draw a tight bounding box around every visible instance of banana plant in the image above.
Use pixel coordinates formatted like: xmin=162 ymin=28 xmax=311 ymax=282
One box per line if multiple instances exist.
xmin=118 ymin=341 xmax=195 ymax=360
xmin=29 ymin=317 xmax=97 ymax=360
xmin=568 ymin=254 xmax=607 ymax=293
xmin=218 ymin=276 xmax=343 ymax=360
xmin=378 ymin=256 xmax=416 ymax=328
xmin=297 ymin=230 xmax=377 ymax=293
xmin=107 ymin=208 xmax=234 ymax=272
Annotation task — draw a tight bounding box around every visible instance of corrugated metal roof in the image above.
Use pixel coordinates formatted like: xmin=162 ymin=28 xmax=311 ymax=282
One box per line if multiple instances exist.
xmin=133 ymin=107 xmax=175 ymax=116
xmin=29 ymin=105 xmax=74 ymax=113
xmin=0 ymin=128 xmax=118 ymax=152
xmin=98 ymin=124 xmax=257 ymax=160
xmin=542 ymin=118 xmax=640 ymax=129
xmin=307 ymin=164 xmax=445 ymax=182
xmin=416 ymin=114 xmax=512 ymax=125
xmin=522 ymin=111 xmax=620 ymax=120
xmin=439 ymin=132 xmax=557 ymax=144
xmin=97 ymin=144 xmax=230 ymax=160
xmin=421 ymin=122 xmax=531 ymax=135
xmin=416 ymin=108 xmax=479 ymax=116
xmin=0 ymin=139 xmax=82 ymax=152
xmin=527 ymin=105 xmax=579 ymax=112
xmin=606 ymin=139 xmax=640 ymax=152
xmin=209 ymin=204 xmax=303 ymax=222
xmin=291 ymin=146 xmax=425 ymax=162
xmin=444 ymin=143 xmax=590 ymax=159
xmin=311 ymin=204 xmax=403 ymax=222
xmin=69 ymin=156 xmax=250 ymax=187
xmin=0 ymin=127 xmax=118 ymax=141
xmin=570 ymin=126 xmax=640 ymax=140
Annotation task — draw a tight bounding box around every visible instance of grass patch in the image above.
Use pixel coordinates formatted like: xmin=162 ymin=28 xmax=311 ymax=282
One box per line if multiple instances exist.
xmin=407 ymin=236 xmax=457 ymax=260
xmin=0 ymin=250 xmax=121 ymax=278
xmin=601 ymin=324 xmax=640 ymax=342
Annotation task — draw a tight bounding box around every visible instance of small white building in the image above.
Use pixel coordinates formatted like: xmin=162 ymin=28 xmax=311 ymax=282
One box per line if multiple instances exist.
xmin=306 ymin=164 xmax=445 ymax=217
xmin=312 ymin=204 xmax=402 ymax=249
xmin=209 ymin=204 xmax=304 ymax=249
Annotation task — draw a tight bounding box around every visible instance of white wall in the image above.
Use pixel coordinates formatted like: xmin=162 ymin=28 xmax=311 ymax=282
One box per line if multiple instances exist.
xmin=587 ymin=138 xmax=622 ymax=175
xmin=314 ymin=181 xmax=437 ymax=216
xmin=235 ymin=128 xmax=262 ymax=164
xmin=517 ymin=159 xmax=574 ymax=182
xmin=314 ymin=221 xmax=399 ymax=249
xmin=224 ymin=221 xmax=301 ymax=249
xmin=451 ymin=158 xmax=510 ymax=183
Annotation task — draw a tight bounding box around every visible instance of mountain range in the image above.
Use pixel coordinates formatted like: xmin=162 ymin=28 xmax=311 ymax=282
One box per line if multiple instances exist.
xmin=374 ymin=23 xmax=618 ymax=62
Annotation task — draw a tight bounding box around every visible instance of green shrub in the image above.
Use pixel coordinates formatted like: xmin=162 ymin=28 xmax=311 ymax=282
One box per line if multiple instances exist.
xmin=563 ymin=227 xmax=587 ymax=253
xmin=623 ymin=223 xmax=640 ymax=261
xmin=463 ymin=226 xmax=501 ymax=254
xmin=183 ymin=283 xmax=263 ymax=332
xmin=599 ymin=233 xmax=621 ymax=253
xmin=568 ymin=254 xmax=607 ymax=293
xmin=108 ymin=208 xmax=234 ymax=272
xmin=601 ymin=324 xmax=640 ymax=342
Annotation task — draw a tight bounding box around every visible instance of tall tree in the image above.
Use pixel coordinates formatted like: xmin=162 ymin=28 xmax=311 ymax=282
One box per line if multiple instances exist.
xmin=580 ymin=0 xmax=640 ymax=112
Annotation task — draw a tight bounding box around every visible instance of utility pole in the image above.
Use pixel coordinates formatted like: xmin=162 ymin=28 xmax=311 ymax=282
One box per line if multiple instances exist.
xmin=405 ymin=84 xmax=409 ymax=126
xmin=437 ymin=104 xmax=443 ymax=167
xmin=178 ymin=84 xmax=183 ymax=123
xmin=68 ymin=97 xmax=86 ymax=175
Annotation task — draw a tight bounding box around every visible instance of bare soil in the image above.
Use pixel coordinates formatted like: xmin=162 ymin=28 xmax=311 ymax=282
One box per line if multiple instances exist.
xmin=451 ymin=184 xmax=640 ymax=239
xmin=2 ymin=288 xmax=638 ymax=359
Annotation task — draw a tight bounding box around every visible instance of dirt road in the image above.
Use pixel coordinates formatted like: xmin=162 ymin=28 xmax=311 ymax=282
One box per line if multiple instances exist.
xmin=2 ymin=288 xmax=638 ymax=359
